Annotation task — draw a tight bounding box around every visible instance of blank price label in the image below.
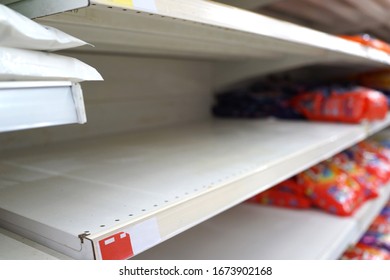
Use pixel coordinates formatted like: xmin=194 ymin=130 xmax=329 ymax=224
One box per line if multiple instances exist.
xmin=133 ymin=0 xmax=157 ymax=12
xmin=129 ymin=217 xmax=161 ymax=255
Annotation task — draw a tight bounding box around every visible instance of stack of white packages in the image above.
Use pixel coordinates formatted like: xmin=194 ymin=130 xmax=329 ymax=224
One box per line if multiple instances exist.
xmin=0 ymin=4 xmax=103 ymax=132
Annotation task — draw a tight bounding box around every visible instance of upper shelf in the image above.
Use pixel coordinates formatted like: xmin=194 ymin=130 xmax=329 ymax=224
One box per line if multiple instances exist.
xmin=0 ymin=116 xmax=389 ymax=259
xmin=29 ymin=0 xmax=390 ymax=89
xmin=0 ymin=81 xmax=87 ymax=133
xmin=29 ymin=0 xmax=390 ymax=64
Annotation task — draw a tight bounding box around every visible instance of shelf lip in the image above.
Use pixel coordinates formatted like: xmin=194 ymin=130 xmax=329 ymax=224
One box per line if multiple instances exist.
xmin=0 ymin=81 xmax=86 ymax=133
xmin=0 ymin=116 xmax=389 ymax=259
xmin=36 ymin=1 xmax=390 ymax=66
xmin=0 ymin=81 xmax=73 ymax=89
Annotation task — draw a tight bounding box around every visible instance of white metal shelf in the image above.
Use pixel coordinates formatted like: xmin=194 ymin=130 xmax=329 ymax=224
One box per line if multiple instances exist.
xmin=0 ymin=227 xmax=69 ymax=260
xmin=0 ymin=81 xmax=87 ymax=133
xmin=33 ymin=0 xmax=390 ymax=89
xmin=0 ymin=0 xmax=89 ymax=19
xmin=135 ymin=182 xmax=390 ymax=260
xmin=0 ymin=117 xmax=389 ymax=259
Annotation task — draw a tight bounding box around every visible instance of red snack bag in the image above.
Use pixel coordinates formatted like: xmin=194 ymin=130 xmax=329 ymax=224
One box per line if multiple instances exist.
xmin=369 ymin=216 xmax=390 ymax=234
xmin=341 ymin=243 xmax=390 ymax=260
xmin=331 ymin=153 xmax=380 ymax=200
xmin=249 ymin=179 xmax=311 ymax=209
xmin=292 ymin=86 xmax=387 ymax=123
xmin=348 ymin=143 xmax=390 ymax=184
xmin=358 ymin=140 xmax=390 ymax=162
xmin=297 ymin=162 xmax=365 ymax=216
xmin=363 ymin=89 xmax=388 ymax=121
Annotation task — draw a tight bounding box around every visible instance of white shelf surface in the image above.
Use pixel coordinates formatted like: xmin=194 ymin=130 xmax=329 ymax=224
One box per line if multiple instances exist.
xmin=35 ymin=0 xmax=390 ymax=85
xmin=136 ymin=181 xmax=390 ymax=260
xmin=0 ymin=117 xmax=389 ymax=259
xmin=0 ymin=227 xmax=69 ymax=260
xmin=0 ymin=81 xmax=87 ymax=133
xmin=0 ymin=0 xmax=89 ymax=19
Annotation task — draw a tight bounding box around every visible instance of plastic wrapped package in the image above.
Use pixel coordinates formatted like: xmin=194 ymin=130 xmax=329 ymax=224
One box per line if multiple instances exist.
xmin=0 ymin=47 xmax=103 ymax=82
xmin=297 ymin=162 xmax=365 ymax=216
xmin=291 ymin=86 xmax=388 ymax=123
xmin=360 ymin=209 xmax=390 ymax=252
xmin=346 ymin=143 xmax=390 ymax=184
xmin=360 ymin=231 xmax=390 ymax=252
xmin=341 ymin=243 xmax=390 ymax=260
xmin=0 ymin=4 xmax=89 ymax=51
xmin=381 ymin=205 xmax=390 ymax=218
xmin=368 ymin=216 xmax=390 ymax=234
xmin=358 ymin=140 xmax=390 ymax=162
xmin=331 ymin=153 xmax=380 ymax=199
xmin=212 ymin=89 xmax=302 ymax=119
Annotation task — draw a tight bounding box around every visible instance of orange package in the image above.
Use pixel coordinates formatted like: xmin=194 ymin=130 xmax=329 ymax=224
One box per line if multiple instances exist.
xmin=331 ymin=153 xmax=380 ymax=200
xmin=347 ymin=143 xmax=390 ymax=185
xmin=297 ymin=162 xmax=365 ymax=216
xmin=292 ymin=86 xmax=387 ymax=123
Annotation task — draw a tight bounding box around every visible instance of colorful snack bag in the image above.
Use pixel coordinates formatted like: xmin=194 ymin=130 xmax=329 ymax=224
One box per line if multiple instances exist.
xmin=341 ymin=243 xmax=390 ymax=260
xmin=369 ymin=216 xmax=390 ymax=234
xmin=346 ymin=144 xmax=390 ymax=184
xmin=360 ymin=231 xmax=390 ymax=252
xmin=331 ymin=153 xmax=380 ymax=199
xmin=297 ymin=162 xmax=365 ymax=216
xmin=292 ymin=86 xmax=387 ymax=123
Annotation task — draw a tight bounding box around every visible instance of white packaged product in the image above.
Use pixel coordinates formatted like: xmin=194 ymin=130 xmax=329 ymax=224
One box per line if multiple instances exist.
xmin=0 ymin=4 xmax=89 ymax=51
xmin=0 ymin=47 xmax=103 ymax=82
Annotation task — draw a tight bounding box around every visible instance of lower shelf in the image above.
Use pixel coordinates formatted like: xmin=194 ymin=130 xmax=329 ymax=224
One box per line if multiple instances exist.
xmin=0 ymin=81 xmax=86 ymax=132
xmin=135 ymin=182 xmax=390 ymax=260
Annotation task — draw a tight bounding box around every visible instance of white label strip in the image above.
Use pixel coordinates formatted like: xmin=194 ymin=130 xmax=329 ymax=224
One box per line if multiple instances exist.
xmin=128 ymin=217 xmax=161 ymax=255
xmin=133 ymin=0 xmax=157 ymax=13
